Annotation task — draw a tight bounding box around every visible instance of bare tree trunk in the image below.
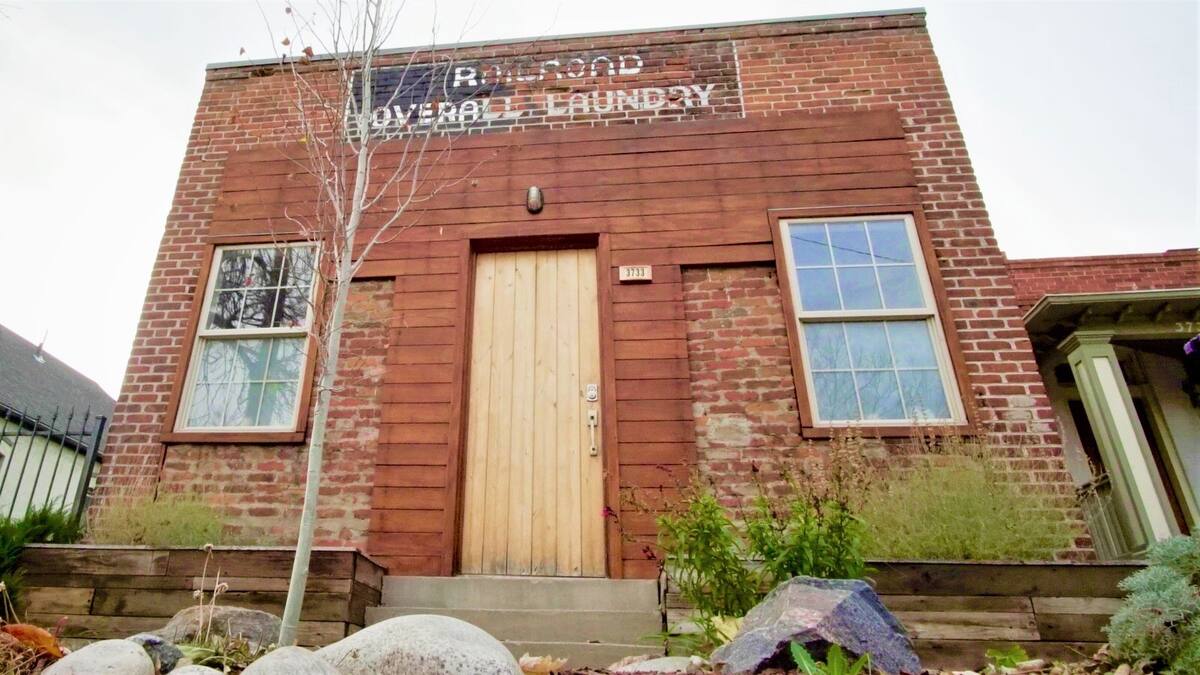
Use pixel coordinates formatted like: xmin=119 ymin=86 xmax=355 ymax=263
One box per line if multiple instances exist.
xmin=278 ymin=55 xmax=374 ymax=647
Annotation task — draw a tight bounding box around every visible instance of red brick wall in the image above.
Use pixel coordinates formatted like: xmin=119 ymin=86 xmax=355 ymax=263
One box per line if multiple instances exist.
xmin=1007 ymin=249 xmax=1200 ymax=311
xmin=100 ymin=10 xmax=1088 ymax=557
xmin=683 ymin=266 xmax=805 ymax=505
xmin=154 ymin=280 xmax=391 ymax=545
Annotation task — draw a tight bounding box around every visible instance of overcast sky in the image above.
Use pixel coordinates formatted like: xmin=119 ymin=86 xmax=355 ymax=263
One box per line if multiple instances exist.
xmin=0 ymin=0 xmax=1196 ymax=399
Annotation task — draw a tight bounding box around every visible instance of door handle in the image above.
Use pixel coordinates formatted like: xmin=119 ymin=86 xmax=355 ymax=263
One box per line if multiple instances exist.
xmin=587 ymin=409 xmax=599 ymax=456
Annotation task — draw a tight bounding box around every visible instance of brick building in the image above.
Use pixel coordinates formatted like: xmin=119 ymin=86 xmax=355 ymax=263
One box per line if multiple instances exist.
xmin=1008 ymin=249 xmax=1200 ymax=559
xmin=101 ymin=7 xmax=1100 ymax=582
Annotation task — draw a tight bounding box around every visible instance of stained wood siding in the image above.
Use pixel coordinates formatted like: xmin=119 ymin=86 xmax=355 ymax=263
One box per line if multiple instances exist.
xmin=210 ymin=110 xmax=916 ymax=577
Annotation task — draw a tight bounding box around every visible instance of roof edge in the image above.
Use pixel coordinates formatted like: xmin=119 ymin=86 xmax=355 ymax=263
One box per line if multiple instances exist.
xmin=1008 ymin=248 xmax=1200 ymax=268
xmin=207 ymin=6 xmax=926 ymax=71
xmin=1022 ymin=286 xmax=1200 ymax=325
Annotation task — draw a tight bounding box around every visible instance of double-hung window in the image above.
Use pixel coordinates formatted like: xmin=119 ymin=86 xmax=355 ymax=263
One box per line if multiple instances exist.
xmin=177 ymin=243 xmax=317 ymax=432
xmin=780 ymin=215 xmax=963 ymax=426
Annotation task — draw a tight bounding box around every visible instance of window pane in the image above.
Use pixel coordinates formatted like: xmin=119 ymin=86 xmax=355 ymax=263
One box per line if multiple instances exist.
xmin=814 ymin=372 xmax=859 ymax=421
xmin=888 ymin=321 xmax=938 ymax=368
xmin=899 ymin=370 xmax=951 ymax=419
xmin=804 ymin=324 xmax=850 ymax=370
xmin=196 ymin=340 xmax=237 ymax=383
xmin=233 ymin=339 xmax=270 ymax=381
xmin=186 ymin=383 xmax=226 ymax=427
xmin=206 ymin=290 xmax=244 ymax=329
xmin=845 ymin=322 xmax=892 ymax=369
xmin=855 ymin=371 xmax=905 ymax=420
xmin=222 ymin=382 xmax=264 ymax=427
xmin=797 ymin=268 xmax=841 ymax=311
xmin=878 ymin=265 xmax=924 ymax=309
xmin=284 ymin=247 xmax=316 ymax=287
xmin=789 ymin=224 xmax=832 ymax=266
xmin=214 ymin=250 xmax=253 ymax=289
xmin=276 ymin=288 xmax=311 ymax=328
xmin=267 ymin=338 xmax=305 ymax=380
xmin=258 ymin=382 xmax=298 ymax=427
xmin=837 ymin=267 xmax=882 ymax=310
xmin=866 ymin=219 xmax=913 ymax=263
xmin=828 ymin=222 xmax=874 ymax=265
xmin=245 ymin=249 xmax=285 ymax=287
xmin=239 ymin=289 xmax=281 ymax=328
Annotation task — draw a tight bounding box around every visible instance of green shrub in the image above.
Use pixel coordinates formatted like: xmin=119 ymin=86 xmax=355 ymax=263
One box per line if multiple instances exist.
xmin=1106 ymin=533 xmax=1200 ymax=671
xmin=88 ymin=494 xmax=233 ymax=547
xmin=655 ymin=433 xmax=870 ymax=652
xmin=0 ymin=506 xmax=86 ymax=618
xmin=859 ymin=435 xmax=1073 ymax=561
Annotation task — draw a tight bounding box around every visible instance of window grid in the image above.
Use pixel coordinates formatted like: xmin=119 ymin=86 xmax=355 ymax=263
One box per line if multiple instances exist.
xmin=781 ymin=215 xmax=962 ymax=426
xmin=178 ymin=243 xmax=316 ymax=433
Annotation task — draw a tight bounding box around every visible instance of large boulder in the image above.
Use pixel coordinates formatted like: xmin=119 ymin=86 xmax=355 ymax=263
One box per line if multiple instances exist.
xmin=711 ymin=577 xmax=921 ymax=675
xmin=245 ymin=646 xmax=342 ymax=674
xmin=153 ymin=605 xmax=281 ymax=648
xmin=44 ymin=639 xmax=155 ymax=674
xmin=316 ymin=614 xmax=520 ymax=675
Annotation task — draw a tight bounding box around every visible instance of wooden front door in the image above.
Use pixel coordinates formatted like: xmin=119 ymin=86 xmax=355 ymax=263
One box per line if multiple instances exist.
xmin=460 ymin=249 xmax=606 ymax=576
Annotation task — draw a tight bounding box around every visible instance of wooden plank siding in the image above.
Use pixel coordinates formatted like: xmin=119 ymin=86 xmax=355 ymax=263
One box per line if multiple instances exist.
xmin=209 ymin=110 xmax=916 ymax=577
xmin=18 ymin=545 xmax=385 ymax=648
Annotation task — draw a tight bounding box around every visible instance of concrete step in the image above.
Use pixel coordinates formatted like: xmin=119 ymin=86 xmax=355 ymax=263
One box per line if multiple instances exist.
xmin=380 ymin=575 xmax=660 ymax=611
xmin=504 ymin=640 xmax=661 ymax=669
xmin=365 ymin=606 xmax=662 ymax=644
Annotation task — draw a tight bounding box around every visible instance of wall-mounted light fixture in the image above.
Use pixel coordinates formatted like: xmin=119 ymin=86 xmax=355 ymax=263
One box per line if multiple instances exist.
xmin=526 ymin=186 xmax=544 ymax=214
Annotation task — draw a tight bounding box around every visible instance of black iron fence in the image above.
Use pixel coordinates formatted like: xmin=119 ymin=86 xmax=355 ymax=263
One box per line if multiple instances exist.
xmin=0 ymin=406 xmax=107 ymax=524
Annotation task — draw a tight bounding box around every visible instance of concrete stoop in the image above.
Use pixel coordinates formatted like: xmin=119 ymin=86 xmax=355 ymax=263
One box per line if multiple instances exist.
xmin=366 ymin=575 xmax=664 ymax=669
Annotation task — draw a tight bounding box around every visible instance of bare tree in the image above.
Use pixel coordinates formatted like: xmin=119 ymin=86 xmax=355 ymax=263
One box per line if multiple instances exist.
xmin=258 ymin=0 xmax=520 ymax=645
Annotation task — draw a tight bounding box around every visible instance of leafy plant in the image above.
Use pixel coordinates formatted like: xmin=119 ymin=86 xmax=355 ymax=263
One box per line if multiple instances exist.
xmin=859 ymin=434 xmax=1073 ymax=561
xmin=0 ymin=507 xmax=85 ymax=617
xmin=984 ymin=644 xmax=1029 ymax=669
xmin=1106 ymin=533 xmax=1200 ymax=672
xmin=656 ymin=433 xmax=872 ymax=654
xmin=88 ymin=493 xmax=246 ymax=547
xmin=790 ymin=643 xmax=871 ymax=675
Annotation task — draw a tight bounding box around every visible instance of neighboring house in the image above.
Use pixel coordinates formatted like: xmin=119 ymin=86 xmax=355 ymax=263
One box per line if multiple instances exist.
xmin=0 ymin=324 xmax=114 ymax=519
xmin=1009 ymin=249 xmax=1200 ymax=559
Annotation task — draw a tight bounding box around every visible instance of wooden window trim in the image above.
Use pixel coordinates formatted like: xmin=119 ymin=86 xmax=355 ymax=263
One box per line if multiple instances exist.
xmin=160 ymin=234 xmax=320 ymax=445
xmin=767 ymin=205 xmax=977 ymax=438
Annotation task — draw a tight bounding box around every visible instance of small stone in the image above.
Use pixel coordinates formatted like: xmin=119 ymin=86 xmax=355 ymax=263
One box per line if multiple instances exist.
xmin=612 ymin=655 xmax=706 ymax=673
xmin=170 ymin=668 xmax=224 ymax=675
xmin=127 ymin=632 xmax=184 ymax=672
xmin=244 ymin=646 xmax=341 ymax=674
xmin=44 ymin=639 xmax=155 ymax=674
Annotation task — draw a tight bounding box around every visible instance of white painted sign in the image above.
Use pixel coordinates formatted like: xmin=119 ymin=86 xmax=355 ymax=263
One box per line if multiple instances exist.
xmin=618 ymin=265 xmax=653 ymax=283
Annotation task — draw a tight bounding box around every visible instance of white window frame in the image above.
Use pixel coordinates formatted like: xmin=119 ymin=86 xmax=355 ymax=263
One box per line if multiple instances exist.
xmin=174 ymin=242 xmax=317 ymax=433
xmin=778 ymin=214 xmax=965 ymax=427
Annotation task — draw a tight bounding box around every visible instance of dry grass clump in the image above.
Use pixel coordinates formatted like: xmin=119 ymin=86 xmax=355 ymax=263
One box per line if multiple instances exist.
xmin=88 ymin=493 xmax=231 ymax=547
xmin=859 ymin=433 xmax=1075 ymax=561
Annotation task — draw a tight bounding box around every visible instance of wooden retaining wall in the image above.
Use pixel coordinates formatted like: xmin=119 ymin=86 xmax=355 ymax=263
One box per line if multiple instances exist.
xmin=667 ymin=560 xmax=1143 ymax=670
xmin=17 ymin=545 xmax=385 ymax=648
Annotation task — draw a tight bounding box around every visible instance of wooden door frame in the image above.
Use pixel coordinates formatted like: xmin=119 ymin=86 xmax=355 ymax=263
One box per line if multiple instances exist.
xmin=444 ymin=230 xmax=621 ymax=578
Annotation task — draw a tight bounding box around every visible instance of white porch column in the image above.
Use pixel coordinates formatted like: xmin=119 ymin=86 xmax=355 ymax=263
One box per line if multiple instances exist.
xmin=1061 ymin=331 xmax=1175 ymax=553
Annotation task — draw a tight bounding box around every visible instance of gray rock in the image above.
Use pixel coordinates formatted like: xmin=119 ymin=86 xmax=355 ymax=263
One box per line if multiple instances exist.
xmin=44 ymin=639 xmax=155 ymax=674
xmin=153 ymin=605 xmax=281 ymax=648
xmin=127 ymin=632 xmax=184 ymax=672
xmin=245 ymin=646 xmax=341 ymax=674
xmin=169 ymin=668 xmax=224 ymax=675
xmin=316 ymin=614 xmax=519 ymax=675
xmin=711 ymin=576 xmax=921 ymax=675
xmin=612 ymin=655 xmax=706 ymax=673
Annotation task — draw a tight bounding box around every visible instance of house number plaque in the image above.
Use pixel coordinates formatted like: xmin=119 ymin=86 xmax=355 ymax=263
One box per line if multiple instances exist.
xmin=618 ymin=265 xmax=652 ymax=283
